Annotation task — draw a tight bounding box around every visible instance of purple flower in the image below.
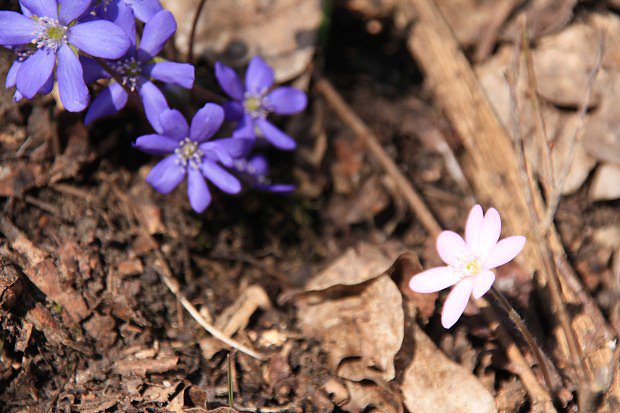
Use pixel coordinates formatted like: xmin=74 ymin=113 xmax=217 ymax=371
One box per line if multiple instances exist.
xmin=92 ymin=0 xmax=163 ymax=23
xmin=5 ymin=46 xmax=54 ymax=102
xmin=409 ymin=205 xmax=526 ymax=329
xmin=0 ymin=0 xmax=131 ymax=112
xmin=233 ymin=155 xmax=295 ymax=193
xmin=215 ymin=56 xmax=307 ymax=151
xmin=83 ymin=10 xmax=194 ymax=132
xmin=133 ymin=104 xmax=254 ymax=212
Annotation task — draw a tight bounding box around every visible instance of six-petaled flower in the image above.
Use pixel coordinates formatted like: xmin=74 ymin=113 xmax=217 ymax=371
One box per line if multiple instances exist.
xmin=215 ymin=56 xmax=307 ymax=150
xmin=409 ymin=204 xmax=526 ymax=329
xmin=0 ymin=0 xmax=131 ymax=111
xmin=133 ymin=104 xmax=253 ymax=212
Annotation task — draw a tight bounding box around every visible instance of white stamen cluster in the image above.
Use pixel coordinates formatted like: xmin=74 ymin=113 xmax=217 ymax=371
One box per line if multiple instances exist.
xmin=32 ymin=17 xmax=68 ymax=53
xmin=109 ymin=56 xmax=142 ymax=92
xmin=453 ymin=254 xmax=482 ymax=279
xmin=15 ymin=46 xmax=35 ymax=62
xmin=243 ymin=91 xmax=272 ymax=119
xmin=175 ymin=138 xmax=204 ymax=170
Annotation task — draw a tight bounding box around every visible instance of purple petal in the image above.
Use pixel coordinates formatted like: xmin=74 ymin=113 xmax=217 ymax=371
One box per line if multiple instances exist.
xmin=68 ymin=21 xmax=130 ymax=59
xmin=133 ymin=133 xmax=179 ymax=155
xmin=20 ymin=0 xmax=57 ymax=19
xmin=190 ymin=103 xmax=224 ymax=143
xmin=138 ymin=80 xmax=170 ymax=133
xmin=59 ymin=0 xmax=93 ymax=24
xmin=6 ymin=60 xmax=21 ymax=88
xmin=200 ymin=160 xmax=241 ymax=194
xmin=80 ymin=56 xmax=110 ymax=84
xmin=441 ymin=279 xmax=473 ymax=329
xmin=57 ymin=44 xmax=89 ymax=112
xmin=215 ymin=61 xmax=245 ymax=101
xmin=144 ymin=61 xmax=194 ymax=89
xmin=408 ymin=266 xmax=461 ymax=293
xmin=247 ymin=155 xmax=269 ymax=176
xmin=483 ymin=236 xmax=526 ymax=270
xmin=267 ymin=87 xmax=307 ymax=115
xmin=187 ymin=167 xmax=212 ymax=213
xmin=477 ymin=208 xmax=502 ymax=262
xmin=222 ymin=101 xmax=244 ymax=122
xmin=16 ymin=49 xmax=55 ymax=99
xmin=137 ymin=10 xmax=175 ymax=61
xmin=232 ymin=115 xmax=257 ymax=138
xmin=201 ymin=137 xmax=254 ymax=161
xmin=40 ymin=72 xmax=54 ymax=95
xmin=436 ymin=231 xmax=469 ymax=267
xmin=256 ymin=118 xmax=296 ymax=150
xmin=245 ymin=56 xmax=274 ymax=94
xmin=257 ymin=183 xmax=296 ymax=193
xmin=465 ymin=204 xmax=483 ymax=252
xmin=472 ymin=270 xmax=495 ymax=299
xmin=159 ymin=109 xmax=189 ymax=141
xmin=124 ymin=0 xmax=163 ymax=22
xmin=13 ymin=90 xmax=24 ymax=102
xmin=146 ymin=154 xmax=185 ymax=194
xmin=84 ymin=82 xmax=128 ymax=125
xmin=0 ymin=12 xmax=37 ymax=45
xmin=104 ymin=1 xmax=137 ymax=45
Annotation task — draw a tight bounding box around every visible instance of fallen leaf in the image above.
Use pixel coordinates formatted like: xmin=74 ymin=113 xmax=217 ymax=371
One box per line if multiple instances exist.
xmin=589 ymin=163 xmax=620 ymax=201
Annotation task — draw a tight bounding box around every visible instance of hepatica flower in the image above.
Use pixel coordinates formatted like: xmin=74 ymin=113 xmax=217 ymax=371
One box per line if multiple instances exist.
xmin=133 ymin=104 xmax=253 ymax=213
xmin=83 ymin=10 xmax=194 ymax=132
xmin=409 ymin=205 xmax=526 ymax=329
xmin=93 ymin=0 xmax=163 ymax=23
xmin=0 ymin=0 xmax=131 ymax=111
xmin=215 ymin=56 xmax=307 ymax=150
xmin=233 ymin=155 xmax=295 ymax=193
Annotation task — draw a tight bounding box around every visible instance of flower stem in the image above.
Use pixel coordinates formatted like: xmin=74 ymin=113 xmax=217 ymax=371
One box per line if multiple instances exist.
xmin=488 ymin=286 xmax=554 ymax=392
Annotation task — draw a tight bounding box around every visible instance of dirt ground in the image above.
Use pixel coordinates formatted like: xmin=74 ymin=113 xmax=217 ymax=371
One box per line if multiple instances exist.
xmin=1 ymin=0 xmax=620 ymax=412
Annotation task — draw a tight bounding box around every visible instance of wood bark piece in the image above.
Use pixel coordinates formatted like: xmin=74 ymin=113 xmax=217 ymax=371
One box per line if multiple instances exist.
xmin=405 ymin=0 xmax=616 ymax=400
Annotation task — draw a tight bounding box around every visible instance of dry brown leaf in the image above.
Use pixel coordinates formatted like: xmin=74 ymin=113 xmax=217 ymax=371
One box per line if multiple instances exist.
xmin=589 ymin=163 xmax=620 ymax=201
xmin=401 ymin=325 xmax=497 ymax=413
xmin=163 ymin=0 xmax=321 ymax=82
xmin=343 ymin=380 xmax=403 ymax=413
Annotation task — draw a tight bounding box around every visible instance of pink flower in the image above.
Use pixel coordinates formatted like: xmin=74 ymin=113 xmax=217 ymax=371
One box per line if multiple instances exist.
xmin=409 ymin=205 xmax=526 ymax=329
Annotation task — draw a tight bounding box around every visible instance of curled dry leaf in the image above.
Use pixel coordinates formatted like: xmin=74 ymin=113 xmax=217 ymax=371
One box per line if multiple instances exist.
xmin=402 ymin=325 xmax=497 ymax=413
xmin=163 ymin=0 xmax=321 ymax=82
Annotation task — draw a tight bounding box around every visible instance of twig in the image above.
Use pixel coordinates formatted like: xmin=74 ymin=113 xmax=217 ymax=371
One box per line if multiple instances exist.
xmin=540 ymin=30 xmax=605 ymax=233
xmin=187 ymin=0 xmax=208 ymax=64
xmin=315 ymin=77 xmax=442 ymax=238
xmin=113 ymin=187 xmax=267 ymax=361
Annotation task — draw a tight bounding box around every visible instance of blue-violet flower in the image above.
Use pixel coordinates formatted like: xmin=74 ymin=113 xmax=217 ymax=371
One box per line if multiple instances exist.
xmin=92 ymin=0 xmax=163 ymax=23
xmin=133 ymin=104 xmax=254 ymax=212
xmin=215 ymin=56 xmax=307 ymax=151
xmin=233 ymin=155 xmax=295 ymax=193
xmin=0 ymin=0 xmax=131 ymax=111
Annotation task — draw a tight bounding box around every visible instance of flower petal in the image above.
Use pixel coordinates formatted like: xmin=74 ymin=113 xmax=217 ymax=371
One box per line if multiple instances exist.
xmin=436 ymin=231 xmax=468 ymax=266
xmin=267 ymin=87 xmax=307 ymax=115
xmin=190 ymin=103 xmax=224 ymax=142
xmin=257 ymin=183 xmax=295 ymax=193
xmin=104 ymin=1 xmax=137 ymax=45
xmin=246 ymin=154 xmax=269 ymax=176
xmin=477 ymin=208 xmax=502 ymax=261
xmin=215 ymin=61 xmax=245 ymax=101
xmin=124 ymin=0 xmax=163 ymax=22
xmin=59 ymin=0 xmax=93 ymax=24
xmin=137 ymin=10 xmax=175 ymax=61
xmin=133 ymin=133 xmax=179 ymax=155
xmin=222 ymin=101 xmax=244 ymax=122
xmin=0 ymin=12 xmax=37 ymax=45
xmin=245 ymin=56 xmax=274 ymax=94
xmin=6 ymin=59 xmax=21 ymax=88
xmin=146 ymin=154 xmax=185 ymax=194
xmin=159 ymin=109 xmax=189 ymax=141
xmin=201 ymin=137 xmax=254 ymax=161
xmin=40 ymin=72 xmax=54 ymax=95
xmin=200 ymin=159 xmax=241 ymax=194
xmin=80 ymin=56 xmax=110 ymax=84
xmin=187 ymin=167 xmax=211 ymax=213
xmin=483 ymin=236 xmax=526 ymax=270
xmin=472 ymin=270 xmax=495 ymax=299
xmin=144 ymin=61 xmax=194 ymax=89
xmin=138 ymin=80 xmax=170 ymax=133
xmin=408 ymin=266 xmax=461 ymax=293
xmin=16 ymin=49 xmax=55 ymax=99
xmin=57 ymin=44 xmax=89 ymax=112
xmin=256 ymin=118 xmax=296 ymax=150
xmin=84 ymin=82 xmax=128 ymax=124
xmin=465 ymin=204 xmax=483 ymax=251
xmin=20 ymin=0 xmax=57 ymax=19
xmin=441 ymin=278 xmax=473 ymax=329
xmin=68 ymin=21 xmax=130 ymax=59
xmin=232 ymin=115 xmax=257 ymax=138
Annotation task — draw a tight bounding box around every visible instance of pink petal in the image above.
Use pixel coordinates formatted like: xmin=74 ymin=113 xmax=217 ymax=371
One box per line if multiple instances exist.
xmin=441 ymin=278 xmax=473 ymax=329
xmin=436 ymin=231 xmax=468 ymax=266
xmin=465 ymin=204 xmax=483 ymax=251
xmin=409 ymin=266 xmax=461 ymax=293
xmin=483 ymin=236 xmax=526 ymax=270
xmin=477 ymin=208 xmax=501 ymax=261
xmin=472 ymin=270 xmax=495 ymax=299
